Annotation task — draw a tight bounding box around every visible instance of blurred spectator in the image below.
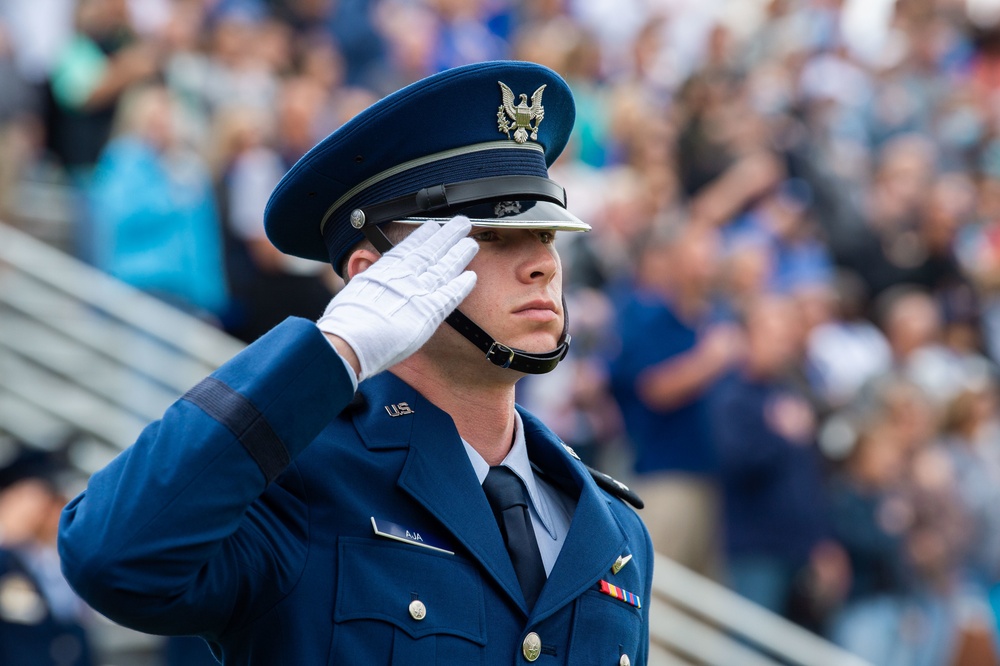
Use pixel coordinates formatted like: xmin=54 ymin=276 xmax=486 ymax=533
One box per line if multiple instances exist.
xmin=41 ymin=0 xmax=163 ymax=264
xmin=875 ymin=284 xmax=994 ymax=406
xmin=425 ymin=0 xmax=510 ymax=71
xmin=46 ymin=0 xmax=160 ymax=175
xmin=937 ymin=379 xmax=1000 ymax=664
xmin=674 ymin=69 xmax=744 ymax=199
xmin=158 ymin=0 xmax=218 ymax=146
xmin=726 ymin=178 xmax=836 ymax=295
xmin=826 ymin=413 xmax=924 ymax=662
xmin=957 ymin=146 xmax=1000 ymax=364
xmin=841 ymin=135 xmax=973 ymax=300
xmin=711 ymin=292 xmax=844 ymax=623
xmin=375 ymin=0 xmax=439 ymax=87
xmin=89 ymin=83 xmax=228 ymax=318
xmin=0 ymin=17 xmax=47 ymax=227
xmin=210 ymin=94 xmax=335 ymax=342
xmin=0 ymin=0 xmax=75 ymax=92
xmin=674 ymin=67 xmax=786 ymax=230
xmin=0 ymin=450 xmax=94 ymax=666
xmin=607 ymin=221 xmax=744 ymax=577
xmin=0 ymin=19 xmax=41 ymax=131
xmin=938 ymin=381 xmax=1000 ymax=592
xmin=271 ymin=73 xmax=341 ymax=165
xmin=198 ymin=4 xmax=282 ymax=115
xmin=556 ymin=164 xmax=661 ymax=290
xmin=325 ymin=0 xmax=388 ymax=88
xmin=521 ymin=16 xmax=619 ymax=170
xmin=828 ymin=376 xmax=993 ymax=666
xmin=803 ymin=270 xmax=893 ymax=411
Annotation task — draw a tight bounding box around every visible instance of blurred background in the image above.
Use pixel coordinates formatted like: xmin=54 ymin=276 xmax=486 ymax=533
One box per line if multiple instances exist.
xmin=4 ymin=0 xmax=1000 ymax=664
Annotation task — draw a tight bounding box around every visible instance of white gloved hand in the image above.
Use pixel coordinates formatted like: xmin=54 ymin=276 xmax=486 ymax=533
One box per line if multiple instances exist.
xmin=317 ymin=216 xmax=478 ymax=382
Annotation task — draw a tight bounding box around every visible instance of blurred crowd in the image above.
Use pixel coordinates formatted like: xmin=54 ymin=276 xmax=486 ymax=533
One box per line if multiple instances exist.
xmin=5 ymin=0 xmax=1000 ymax=664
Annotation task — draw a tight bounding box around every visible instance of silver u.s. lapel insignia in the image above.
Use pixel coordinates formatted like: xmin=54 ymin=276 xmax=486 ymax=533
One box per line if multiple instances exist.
xmin=497 ymin=82 xmax=546 ymax=144
xmin=384 ymin=402 xmax=414 ymax=417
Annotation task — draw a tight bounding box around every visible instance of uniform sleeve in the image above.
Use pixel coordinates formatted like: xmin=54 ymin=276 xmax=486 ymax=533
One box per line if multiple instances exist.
xmin=58 ymin=318 xmax=355 ymax=638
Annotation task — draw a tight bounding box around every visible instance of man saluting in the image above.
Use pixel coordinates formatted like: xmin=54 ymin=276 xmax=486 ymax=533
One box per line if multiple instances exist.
xmin=59 ymin=61 xmax=652 ymax=665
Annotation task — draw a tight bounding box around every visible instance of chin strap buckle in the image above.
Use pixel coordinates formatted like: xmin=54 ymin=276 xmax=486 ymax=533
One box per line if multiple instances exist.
xmin=486 ymin=342 xmax=516 ymax=369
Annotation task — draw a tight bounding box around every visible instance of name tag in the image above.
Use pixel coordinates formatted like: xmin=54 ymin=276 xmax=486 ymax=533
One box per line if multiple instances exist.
xmin=370 ymin=517 xmax=455 ymax=555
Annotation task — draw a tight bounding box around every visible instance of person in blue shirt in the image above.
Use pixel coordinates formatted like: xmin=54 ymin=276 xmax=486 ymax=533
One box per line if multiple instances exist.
xmin=608 ymin=222 xmax=744 ymax=579
xmin=58 ymin=61 xmax=653 ymax=665
xmin=710 ymin=292 xmax=838 ymax=621
xmin=89 ymin=83 xmax=228 ymax=318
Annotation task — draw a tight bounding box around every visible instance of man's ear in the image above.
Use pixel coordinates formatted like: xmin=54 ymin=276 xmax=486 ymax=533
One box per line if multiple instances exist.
xmin=345 ymin=248 xmax=381 ymax=281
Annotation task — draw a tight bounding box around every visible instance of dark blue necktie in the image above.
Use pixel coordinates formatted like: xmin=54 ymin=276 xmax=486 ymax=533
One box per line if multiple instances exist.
xmin=482 ymin=466 xmax=547 ymax=610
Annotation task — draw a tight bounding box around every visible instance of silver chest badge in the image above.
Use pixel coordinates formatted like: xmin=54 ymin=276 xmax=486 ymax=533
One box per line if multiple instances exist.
xmin=498 ymin=82 xmax=546 ymax=144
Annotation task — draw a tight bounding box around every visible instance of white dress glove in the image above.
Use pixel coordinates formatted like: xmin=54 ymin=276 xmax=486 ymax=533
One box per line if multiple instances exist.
xmin=317 ymin=216 xmax=478 ymax=382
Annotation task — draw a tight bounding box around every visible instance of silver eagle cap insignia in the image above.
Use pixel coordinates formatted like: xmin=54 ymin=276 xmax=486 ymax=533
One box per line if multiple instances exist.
xmin=497 ymin=81 xmax=546 ymax=144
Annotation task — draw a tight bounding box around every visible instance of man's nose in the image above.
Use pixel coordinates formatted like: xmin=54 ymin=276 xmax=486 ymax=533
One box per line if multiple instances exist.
xmin=518 ymin=236 xmax=557 ymax=282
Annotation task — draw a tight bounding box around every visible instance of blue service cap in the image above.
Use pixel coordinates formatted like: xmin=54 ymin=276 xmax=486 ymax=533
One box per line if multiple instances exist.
xmin=264 ymin=60 xmax=589 ymax=269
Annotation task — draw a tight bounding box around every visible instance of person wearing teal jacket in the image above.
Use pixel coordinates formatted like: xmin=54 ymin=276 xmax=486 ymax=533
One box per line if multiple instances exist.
xmin=59 ymin=61 xmax=653 ymax=665
xmin=89 ymin=84 xmax=228 ymax=317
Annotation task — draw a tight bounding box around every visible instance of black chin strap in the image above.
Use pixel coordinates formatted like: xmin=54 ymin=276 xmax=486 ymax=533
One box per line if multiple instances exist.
xmin=352 ymin=203 xmax=571 ymax=374
xmin=445 ymin=309 xmax=571 ymax=374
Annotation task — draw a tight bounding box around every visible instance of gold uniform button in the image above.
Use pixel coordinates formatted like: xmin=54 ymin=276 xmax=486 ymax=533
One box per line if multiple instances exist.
xmin=620 ymin=655 xmax=631 ymax=666
xmin=521 ymin=632 xmax=541 ymax=661
xmin=408 ymin=600 xmax=426 ymax=621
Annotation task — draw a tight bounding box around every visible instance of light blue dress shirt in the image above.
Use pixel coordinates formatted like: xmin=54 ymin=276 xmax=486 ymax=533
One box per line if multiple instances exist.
xmin=462 ymin=411 xmax=576 ymax=575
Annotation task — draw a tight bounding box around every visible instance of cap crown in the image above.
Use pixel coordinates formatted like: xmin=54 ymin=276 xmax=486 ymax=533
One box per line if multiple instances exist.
xmin=264 ymin=61 xmax=576 ymax=266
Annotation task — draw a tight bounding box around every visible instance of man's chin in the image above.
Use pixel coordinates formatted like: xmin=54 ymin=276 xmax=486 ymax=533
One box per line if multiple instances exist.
xmin=505 ymin=332 xmax=564 ymax=355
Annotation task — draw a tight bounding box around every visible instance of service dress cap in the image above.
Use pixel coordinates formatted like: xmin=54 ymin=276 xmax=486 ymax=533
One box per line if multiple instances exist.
xmin=264 ymin=60 xmax=589 ymax=270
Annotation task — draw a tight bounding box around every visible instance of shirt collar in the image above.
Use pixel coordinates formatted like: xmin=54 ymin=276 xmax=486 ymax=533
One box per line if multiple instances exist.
xmin=462 ymin=411 xmax=558 ymax=540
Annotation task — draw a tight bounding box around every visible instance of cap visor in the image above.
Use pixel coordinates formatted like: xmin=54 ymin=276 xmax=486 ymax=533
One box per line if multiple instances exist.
xmin=400 ymin=200 xmax=590 ymax=232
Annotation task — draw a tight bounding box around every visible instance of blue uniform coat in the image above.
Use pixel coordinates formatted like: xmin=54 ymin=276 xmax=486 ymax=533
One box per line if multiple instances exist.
xmin=59 ymin=318 xmax=652 ymax=664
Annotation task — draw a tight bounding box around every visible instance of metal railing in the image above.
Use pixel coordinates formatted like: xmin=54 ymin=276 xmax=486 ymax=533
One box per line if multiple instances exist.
xmin=649 ymin=554 xmax=873 ymax=665
xmin=0 ymin=220 xmax=872 ymax=665
xmin=0 ymin=221 xmax=245 ymax=471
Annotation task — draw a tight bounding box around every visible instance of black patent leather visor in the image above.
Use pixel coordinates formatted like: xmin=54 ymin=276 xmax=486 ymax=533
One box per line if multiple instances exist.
xmin=401 ymin=199 xmax=590 ymax=231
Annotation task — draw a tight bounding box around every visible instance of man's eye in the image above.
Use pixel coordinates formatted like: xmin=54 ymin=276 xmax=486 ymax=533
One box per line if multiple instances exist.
xmin=471 ymin=230 xmax=499 ymax=242
xmin=536 ymin=231 xmax=556 ymax=244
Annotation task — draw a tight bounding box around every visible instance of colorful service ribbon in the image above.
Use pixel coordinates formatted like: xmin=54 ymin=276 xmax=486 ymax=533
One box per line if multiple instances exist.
xmin=599 ymin=580 xmax=641 ymax=609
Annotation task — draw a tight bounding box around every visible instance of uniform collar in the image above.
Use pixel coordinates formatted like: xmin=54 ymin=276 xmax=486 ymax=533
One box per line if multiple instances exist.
xmin=354 ymin=372 xmax=630 ymax=618
xmin=461 ymin=411 xmax=559 ymax=540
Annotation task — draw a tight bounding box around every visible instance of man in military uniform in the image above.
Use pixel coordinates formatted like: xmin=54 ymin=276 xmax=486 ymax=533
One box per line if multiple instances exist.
xmin=58 ymin=61 xmax=653 ymax=665
xmin=0 ymin=450 xmax=94 ymax=666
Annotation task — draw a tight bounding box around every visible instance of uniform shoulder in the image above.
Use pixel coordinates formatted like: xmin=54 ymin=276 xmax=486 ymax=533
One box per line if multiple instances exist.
xmin=560 ymin=444 xmax=644 ymax=510
xmin=586 ymin=465 xmax=644 ymax=510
